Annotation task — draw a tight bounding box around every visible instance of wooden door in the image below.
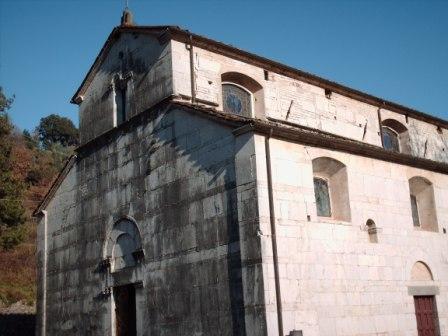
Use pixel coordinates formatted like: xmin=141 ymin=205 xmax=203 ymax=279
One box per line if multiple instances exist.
xmin=114 ymin=284 xmax=136 ymax=336
xmin=414 ymin=296 xmax=440 ymax=336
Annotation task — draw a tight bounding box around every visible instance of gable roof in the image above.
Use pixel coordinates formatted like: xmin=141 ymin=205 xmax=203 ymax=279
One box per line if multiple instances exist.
xmin=70 ymin=25 xmax=174 ymax=104
xmin=71 ymin=25 xmax=448 ymax=129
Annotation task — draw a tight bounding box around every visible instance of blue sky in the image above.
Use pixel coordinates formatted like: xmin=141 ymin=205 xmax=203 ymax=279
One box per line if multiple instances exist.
xmin=1 ymin=0 xmax=447 ymax=131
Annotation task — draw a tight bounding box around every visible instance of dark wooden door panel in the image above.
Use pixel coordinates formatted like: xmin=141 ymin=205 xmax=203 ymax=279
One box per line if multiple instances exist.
xmin=414 ymin=296 xmax=440 ymax=336
xmin=114 ymin=284 xmax=136 ymax=336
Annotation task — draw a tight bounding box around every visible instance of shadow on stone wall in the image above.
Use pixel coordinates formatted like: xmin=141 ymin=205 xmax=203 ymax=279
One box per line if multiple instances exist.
xmin=0 ymin=314 xmax=36 ymax=336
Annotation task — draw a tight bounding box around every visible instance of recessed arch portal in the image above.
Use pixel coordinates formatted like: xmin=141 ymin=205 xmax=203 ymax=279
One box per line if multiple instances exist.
xmin=105 ymin=217 xmax=143 ymax=272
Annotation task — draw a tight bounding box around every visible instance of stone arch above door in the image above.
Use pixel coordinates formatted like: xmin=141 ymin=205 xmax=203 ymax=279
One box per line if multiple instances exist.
xmin=105 ymin=217 xmax=143 ymax=272
xmin=411 ymin=261 xmax=433 ymax=281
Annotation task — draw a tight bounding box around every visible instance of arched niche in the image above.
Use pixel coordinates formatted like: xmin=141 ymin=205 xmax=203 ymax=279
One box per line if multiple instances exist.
xmin=105 ymin=218 xmax=143 ymax=272
xmin=312 ymin=157 xmax=351 ymax=221
xmin=381 ymin=119 xmax=410 ymax=153
xmin=366 ymin=219 xmax=378 ymax=243
xmin=411 ymin=261 xmax=433 ymax=281
xmin=221 ymin=72 xmax=264 ymax=118
xmin=408 ymin=176 xmax=438 ymax=232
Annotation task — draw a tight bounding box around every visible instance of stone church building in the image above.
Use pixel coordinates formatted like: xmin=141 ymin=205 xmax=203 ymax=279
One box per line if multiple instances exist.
xmin=35 ymin=10 xmax=448 ymax=336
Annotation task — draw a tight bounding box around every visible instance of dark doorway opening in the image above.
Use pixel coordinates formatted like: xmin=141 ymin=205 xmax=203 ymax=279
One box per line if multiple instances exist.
xmin=414 ymin=295 xmax=440 ymax=336
xmin=114 ymin=284 xmax=136 ymax=336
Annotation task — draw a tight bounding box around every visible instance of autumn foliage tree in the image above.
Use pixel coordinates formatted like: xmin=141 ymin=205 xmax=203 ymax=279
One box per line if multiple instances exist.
xmin=0 ymin=87 xmax=26 ymax=249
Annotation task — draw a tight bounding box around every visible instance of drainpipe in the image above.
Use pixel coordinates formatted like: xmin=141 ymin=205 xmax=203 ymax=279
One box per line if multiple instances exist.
xmin=188 ymin=34 xmax=196 ymax=104
xmin=40 ymin=210 xmax=48 ymax=336
xmin=377 ymin=105 xmax=384 ymax=147
xmin=265 ymin=130 xmax=284 ymax=336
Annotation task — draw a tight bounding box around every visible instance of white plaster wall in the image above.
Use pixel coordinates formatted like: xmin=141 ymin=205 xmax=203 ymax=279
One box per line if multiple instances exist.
xmin=254 ymin=135 xmax=448 ymax=336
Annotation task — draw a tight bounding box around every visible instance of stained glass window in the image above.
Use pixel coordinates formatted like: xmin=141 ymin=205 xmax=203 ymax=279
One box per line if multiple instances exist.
xmin=410 ymin=194 xmax=420 ymax=227
xmin=222 ymin=83 xmax=252 ymax=117
xmin=382 ymin=127 xmax=400 ymax=152
xmin=314 ymin=177 xmax=331 ymax=217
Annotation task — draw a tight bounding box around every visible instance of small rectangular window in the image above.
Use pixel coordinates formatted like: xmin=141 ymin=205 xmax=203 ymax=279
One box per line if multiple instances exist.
xmin=314 ymin=177 xmax=331 ymax=217
xmin=264 ymin=70 xmax=269 ymax=80
xmin=410 ymin=194 xmax=420 ymax=227
xmin=115 ymin=87 xmax=127 ymax=126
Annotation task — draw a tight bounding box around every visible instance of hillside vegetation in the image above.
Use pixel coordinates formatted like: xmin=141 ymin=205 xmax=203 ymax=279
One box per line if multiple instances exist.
xmin=0 ymin=87 xmax=78 ymax=307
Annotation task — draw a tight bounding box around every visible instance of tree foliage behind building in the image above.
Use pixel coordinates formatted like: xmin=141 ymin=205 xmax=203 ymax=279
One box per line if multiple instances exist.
xmin=0 ymin=86 xmax=79 ymax=306
xmin=0 ymin=87 xmax=25 ymax=238
xmin=0 ymin=87 xmax=78 ymax=251
xmin=37 ymin=114 xmax=79 ymax=149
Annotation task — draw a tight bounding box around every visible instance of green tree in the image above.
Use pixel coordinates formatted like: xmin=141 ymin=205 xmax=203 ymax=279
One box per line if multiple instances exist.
xmin=0 ymin=87 xmax=25 ymax=234
xmin=0 ymin=86 xmax=14 ymax=113
xmin=37 ymin=114 xmax=79 ymax=149
xmin=0 ymin=86 xmax=14 ymax=148
xmin=22 ymin=129 xmax=38 ymax=149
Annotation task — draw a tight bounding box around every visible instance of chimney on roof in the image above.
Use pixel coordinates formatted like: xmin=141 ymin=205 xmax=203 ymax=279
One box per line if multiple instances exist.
xmin=120 ymin=7 xmax=134 ymax=26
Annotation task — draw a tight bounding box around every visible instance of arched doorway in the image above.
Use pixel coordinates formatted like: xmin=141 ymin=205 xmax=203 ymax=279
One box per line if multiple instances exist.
xmin=104 ymin=217 xmax=144 ymax=336
xmin=409 ymin=261 xmax=440 ymax=336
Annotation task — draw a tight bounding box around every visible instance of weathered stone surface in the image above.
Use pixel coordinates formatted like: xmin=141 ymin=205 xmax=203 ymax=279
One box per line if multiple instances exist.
xmin=171 ymin=40 xmax=448 ymax=164
xmin=37 ymin=106 xmax=259 ymax=335
xmin=257 ymin=137 xmax=448 ymax=335
xmin=79 ymin=33 xmax=173 ymax=144
xmin=37 ymin=24 xmax=448 ymax=336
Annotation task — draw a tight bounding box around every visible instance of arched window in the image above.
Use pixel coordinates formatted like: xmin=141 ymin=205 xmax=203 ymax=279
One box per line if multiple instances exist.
xmin=105 ymin=218 xmax=144 ymax=272
xmin=222 ymin=83 xmax=252 ymax=117
xmin=381 ymin=119 xmax=409 ymax=153
xmin=312 ymin=157 xmax=351 ymax=221
xmin=221 ymin=72 xmax=263 ymax=118
xmin=382 ymin=126 xmax=400 ymax=152
xmin=408 ymin=177 xmax=438 ymax=231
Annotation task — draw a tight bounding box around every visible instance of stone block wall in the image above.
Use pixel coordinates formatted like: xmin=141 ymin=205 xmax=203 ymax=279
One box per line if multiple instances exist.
xmin=170 ymin=40 xmax=448 ymax=164
xmin=79 ymin=33 xmax=173 ymax=144
xmin=253 ymin=135 xmax=448 ymax=335
xmin=37 ymin=106 xmax=260 ymax=335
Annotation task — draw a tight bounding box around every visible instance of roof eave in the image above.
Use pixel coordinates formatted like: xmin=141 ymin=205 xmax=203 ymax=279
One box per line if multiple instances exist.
xmin=32 ymin=155 xmax=78 ymax=216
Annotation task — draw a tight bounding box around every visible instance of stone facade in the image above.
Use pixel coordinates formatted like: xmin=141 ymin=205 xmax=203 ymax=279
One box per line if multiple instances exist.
xmin=253 ymin=136 xmax=448 ymax=335
xmin=36 ymin=21 xmax=448 ymax=336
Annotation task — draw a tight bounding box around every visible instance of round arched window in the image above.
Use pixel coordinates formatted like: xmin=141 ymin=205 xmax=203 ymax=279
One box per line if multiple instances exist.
xmin=382 ymin=126 xmax=400 ymax=152
xmin=222 ymin=83 xmax=252 ymax=117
